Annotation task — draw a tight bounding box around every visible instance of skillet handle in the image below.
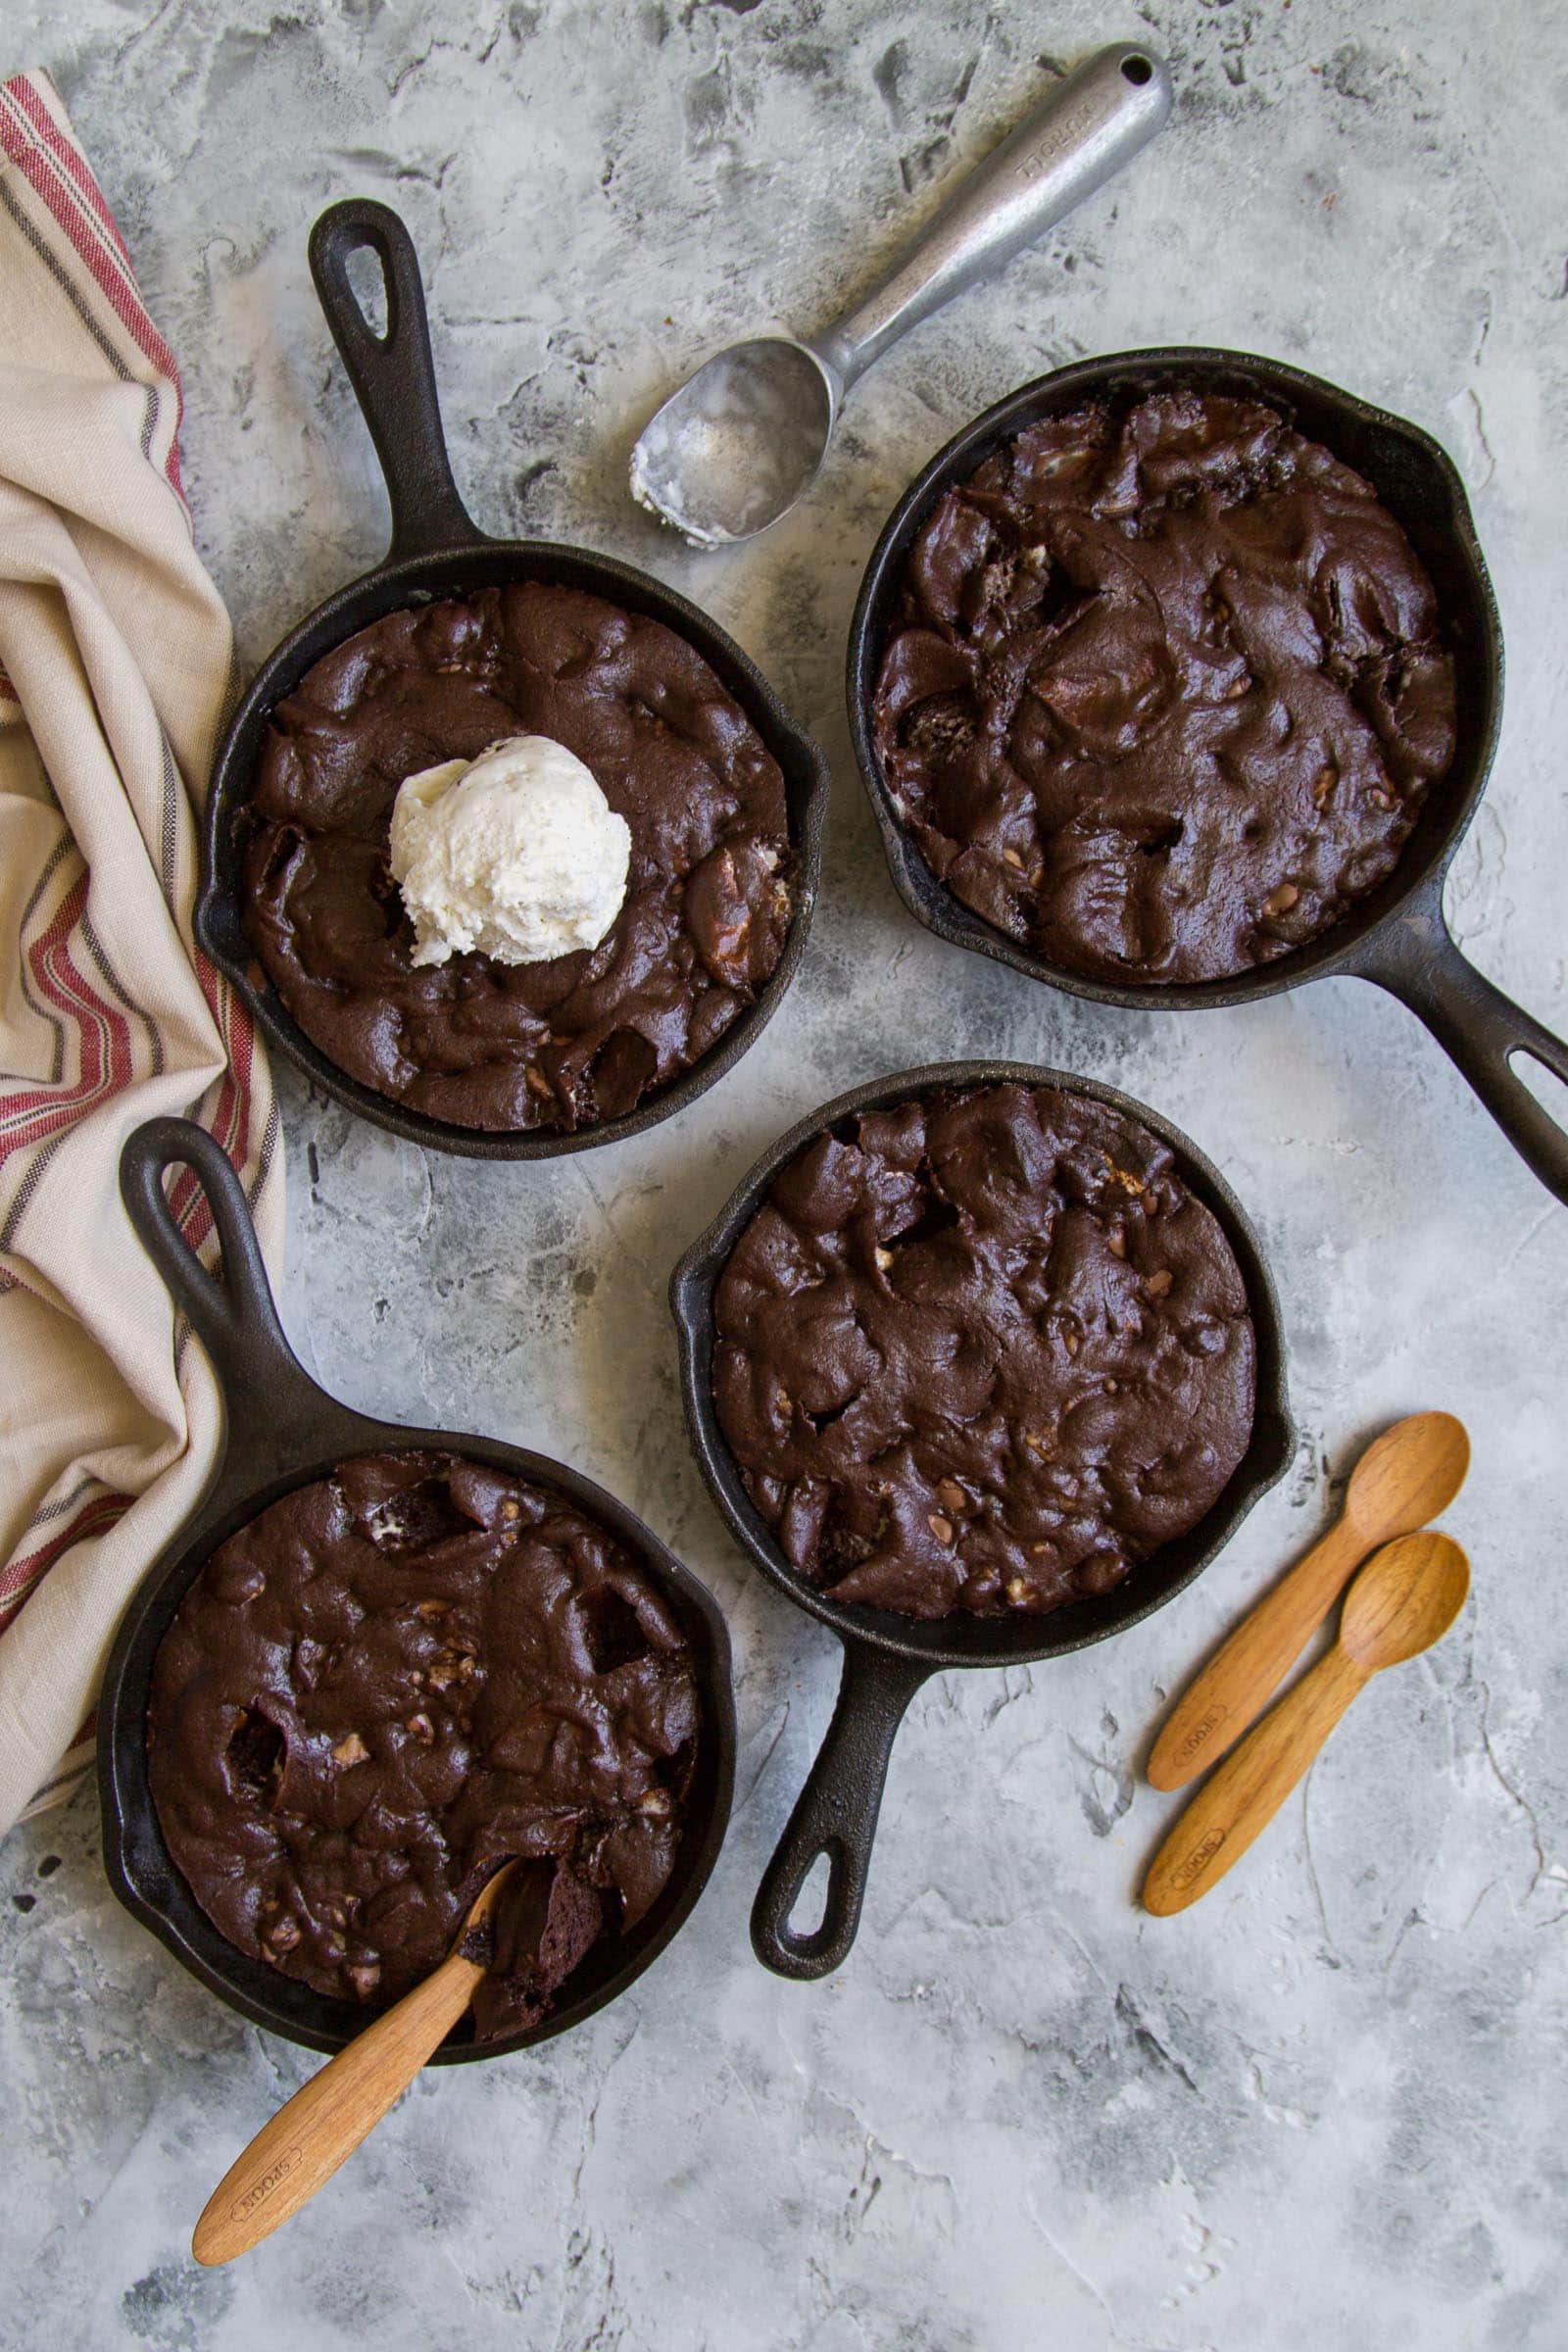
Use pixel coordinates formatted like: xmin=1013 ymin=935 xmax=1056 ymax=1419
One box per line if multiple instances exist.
xmin=1357 ymin=886 xmax=1568 ymax=1207
xmin=120 ymin=1118 xmax=324 ymax=1443
xmin=751 ymin=1644 xmax=930 ymax=1981
xmin=309 ymin=199 xmax=479 ymax=564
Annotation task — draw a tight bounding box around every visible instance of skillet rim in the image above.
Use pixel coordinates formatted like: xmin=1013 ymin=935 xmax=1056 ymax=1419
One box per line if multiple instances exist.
xmin=669 ymin=1055 xmax=1294 ymax=1671
xmin=198 ymin=531 xmax=832 ymax=1160
xmin=97 ymin=1417 xmax=737 ymax=2065
xmin=845 ymin=344 xmax=1504 ymax=1011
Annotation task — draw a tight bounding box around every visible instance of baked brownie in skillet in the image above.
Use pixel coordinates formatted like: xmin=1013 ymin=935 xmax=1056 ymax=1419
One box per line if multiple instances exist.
xmin=872 ymin=389 xmax=1457 ymax=985
xmin=712 ymin=1082 xmax=1254 ymax=1621
xmin=243 ymin=582 xmax=792 ymax=1131
xmin=147 ymin=1451 xmax=701 ymax=2038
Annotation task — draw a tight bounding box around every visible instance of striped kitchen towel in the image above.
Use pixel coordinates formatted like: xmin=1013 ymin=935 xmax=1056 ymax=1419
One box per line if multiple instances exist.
xmin=0 ymin=70 xmax=282 ymax=1832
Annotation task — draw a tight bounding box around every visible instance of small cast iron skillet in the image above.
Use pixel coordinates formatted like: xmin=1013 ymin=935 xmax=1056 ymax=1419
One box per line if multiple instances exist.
xmin=848 ymin=351 xmax=1568 ymax=1206
xmin=670 ymin=1060 xmax=1291 ymax=1981
xmin=196 ymin=199 xmax=830 ymax=1160
xmin=99 ymin=1117 xmax=735 ymax=2060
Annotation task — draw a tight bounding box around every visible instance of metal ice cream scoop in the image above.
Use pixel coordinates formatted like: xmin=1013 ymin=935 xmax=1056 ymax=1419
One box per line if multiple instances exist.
xmin=630 ymin=43 xmax=1173 ymax=548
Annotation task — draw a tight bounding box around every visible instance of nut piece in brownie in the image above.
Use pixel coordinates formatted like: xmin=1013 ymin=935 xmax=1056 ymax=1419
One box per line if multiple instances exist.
xmin=712 ymin=1083 xmax=1254 ymax=1620
xmin=147 ymin=1452 xmax=701 ymax=2037
xmin=244 ymin=581 xmax=792 ymax=1131
xmin=872 ymin=390 xmax=1457 ymax=985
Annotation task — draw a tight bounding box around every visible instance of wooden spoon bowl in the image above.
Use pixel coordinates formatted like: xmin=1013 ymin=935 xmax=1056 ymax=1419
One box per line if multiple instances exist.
xmin=1343 ymin=1411 xmax=1471 ymax=1544
xmin=1340 ymin=1529 xmax=1471 ymax=1668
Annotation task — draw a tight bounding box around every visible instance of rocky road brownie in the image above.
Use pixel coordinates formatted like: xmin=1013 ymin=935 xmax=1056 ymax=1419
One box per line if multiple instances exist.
xmin=872 ymin=389 xmax=1457 ymax=985
xmin=712 ymin=1082 xmax=1254 ymax=1620
xmin=148 ymin=1451 xmax=701 ymax=2038
xmin=244 ymin=581 xmax=792 ymax=1131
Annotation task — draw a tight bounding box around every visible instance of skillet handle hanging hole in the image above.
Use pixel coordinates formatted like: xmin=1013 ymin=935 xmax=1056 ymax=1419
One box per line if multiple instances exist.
xmin=1120 ymin=53 xmax=1155 ymax=85
xmin=1508 ymin=1047 xmax=1568 ymax=1133
xmin=343 ymin=242 xmax=390 ymax=343
xmin=751 ymin=1643 xmax=930 ymax=1982
xmin=119 ymin=1118 xmax=308 ymax=1411
xmin=307 ymin=199 xmax=478 ymax=565
xmin=1357 ymin=899 xmax=1568 ymax=1207
xmin=785 ymin=1846 xmax=837 ymax=1940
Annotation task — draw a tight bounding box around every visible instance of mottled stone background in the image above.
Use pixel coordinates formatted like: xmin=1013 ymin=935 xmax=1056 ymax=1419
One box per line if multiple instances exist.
xmin=3 ymin=2 xmax=1565 ymax=2346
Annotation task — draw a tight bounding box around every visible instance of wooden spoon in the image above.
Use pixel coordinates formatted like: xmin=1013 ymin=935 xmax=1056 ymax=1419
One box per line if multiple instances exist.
xmin=192 ymin=1860 xmax=517 ymax=2266
xmin=1148 ymin=1411 xmax=1469 ymax=1791
xmin=1143 ymin=1530 xmax=1469 ymax=1915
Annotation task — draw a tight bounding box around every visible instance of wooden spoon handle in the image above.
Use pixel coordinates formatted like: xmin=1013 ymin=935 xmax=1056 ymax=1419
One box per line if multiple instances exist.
xmin=1147 ymin=1512 xmax=1367 ymax=1790
xmin=192 ymin=1951 xmax=482 ymax=2266
xmin=1143 ymin=1645 xmax=1365 ymax=1914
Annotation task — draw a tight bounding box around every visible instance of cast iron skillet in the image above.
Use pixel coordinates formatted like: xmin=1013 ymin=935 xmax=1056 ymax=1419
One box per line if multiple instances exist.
xmin=196 ymin=199 xmax=830 ymax=1160
xmin=847 ymin=350 xmax=1568 ymax=1206
xmin=670 ymin=1059 xmax=1292 ymax=1981
xmin=99 ymin=1117 xmax=735 ymax=2059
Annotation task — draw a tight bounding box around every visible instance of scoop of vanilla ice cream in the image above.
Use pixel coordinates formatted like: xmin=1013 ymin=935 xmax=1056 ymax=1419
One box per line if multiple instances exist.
xmin=389 ymin=735 xmax=631 ymax=968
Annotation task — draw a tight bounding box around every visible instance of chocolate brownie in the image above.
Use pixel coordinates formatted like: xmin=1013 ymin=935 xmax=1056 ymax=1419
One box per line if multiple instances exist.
xmin=871 ymin=389 xmax=1457 ymax=985
xmin=147 ymin=1451 xmax=701 ymax=2038
xmin=244 ymin=582 xmax=792 ymax=1131
xmin=712 ymin=1082 xmax=1254 ymax=1620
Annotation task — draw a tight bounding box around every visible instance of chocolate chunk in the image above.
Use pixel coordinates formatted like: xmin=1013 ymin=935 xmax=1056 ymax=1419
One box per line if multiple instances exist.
xmin=712 ymin=1083 xmax=1255 ymax=1620
xmin=871 ymin=391 xmax=1456 ymax=985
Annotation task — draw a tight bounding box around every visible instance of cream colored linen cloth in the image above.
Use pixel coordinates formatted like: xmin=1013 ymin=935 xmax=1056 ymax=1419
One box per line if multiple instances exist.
xmin=0 ymin=71 xmax=282 ymax=1831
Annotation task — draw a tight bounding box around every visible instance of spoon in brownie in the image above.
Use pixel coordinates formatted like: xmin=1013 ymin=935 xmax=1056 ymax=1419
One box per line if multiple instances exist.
xmin=193 ymin=1860 xmax=519 ymax=2265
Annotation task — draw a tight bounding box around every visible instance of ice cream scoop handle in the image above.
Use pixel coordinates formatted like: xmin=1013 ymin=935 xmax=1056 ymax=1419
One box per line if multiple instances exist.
xmin=813 ymin=45 xmax=1172 ymax=391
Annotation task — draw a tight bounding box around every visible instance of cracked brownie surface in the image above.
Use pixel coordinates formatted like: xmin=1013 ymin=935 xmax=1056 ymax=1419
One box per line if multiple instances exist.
xmin=871 ymin=389 xmax=1457 ymax=985
xmin=147 ymin=1451 xmax=701 ymax=2039
xmin=245 ymin=581 xmax=792 ymax=1131
xmin=712 ymin=1083 xmax=1255 ymax=1621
